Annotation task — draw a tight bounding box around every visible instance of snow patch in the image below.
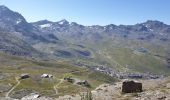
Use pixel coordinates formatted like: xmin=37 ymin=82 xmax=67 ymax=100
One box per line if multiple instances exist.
xmin=89 ymin=26 xmax=93 ymax=29
xmin=109 ymin=26 xmax=114 ymax=30
xmin=16 ymin=18 xmax=22 ymax=24
xmin=103 ymin=26 xmax=106 ymax=30
xmin=149 ymin=29 xmax=153 ymax=31
xmin=58 ymin=20 xmax=69 ymax=25
xmin=159 ymin=33 xmax=164 ymax=35
xmin=145 ymin=25 xmax=154 ymax=32
xmin=145 ymin=25 xmax=149 ymax=28
xmin=59 ymin=21 xmax=64 ymax=25
xmin=39 ymin=24 xmax=51 ymax=28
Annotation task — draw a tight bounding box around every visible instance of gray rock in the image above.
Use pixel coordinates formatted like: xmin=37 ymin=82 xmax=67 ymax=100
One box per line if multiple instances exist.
xmin=21 ymin=93 xmax=53 ymax=100
xmin=0 ymin=97 xmax=18 ymax=100
xmin=0 ymin=84 xmax=11 ymax=93
xmin=10 ymin=89 xmax=35 ymax=99
xmin=122 ymin=80 xmax=142 ymax=93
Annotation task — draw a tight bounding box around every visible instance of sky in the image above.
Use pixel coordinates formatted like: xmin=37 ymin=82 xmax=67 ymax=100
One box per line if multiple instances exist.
xmin=0 ymin=0 xmax=170 ymax=25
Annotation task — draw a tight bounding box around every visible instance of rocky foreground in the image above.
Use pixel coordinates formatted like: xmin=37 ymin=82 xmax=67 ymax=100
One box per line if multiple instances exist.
xmin=56 ymin=77 xmax=170 ymax=100
xmin=1 ymin=77 xmax=170 ymax=100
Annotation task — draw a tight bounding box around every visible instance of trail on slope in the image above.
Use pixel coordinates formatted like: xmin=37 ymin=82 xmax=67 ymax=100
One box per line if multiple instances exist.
xmin=53 ymin=79 xmax=64 ymax=94
xmin=53 ymin=69 xmax=89 ymax=95
xmin=5 ymin=78 xmax=21 ymax=98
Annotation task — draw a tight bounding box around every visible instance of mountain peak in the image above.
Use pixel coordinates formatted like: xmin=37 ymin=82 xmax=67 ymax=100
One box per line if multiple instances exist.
xmin=0 ymin=5 xmax=27 ymax=26
xmin=0 ymin=5 xmax=9 ymax=11
xmin=139 ymin=20 xmax=167 ymax=30
xmin=145 ymin=20 xmax=165 ymax=25
xmin=40 ymin=19 xmax=53 ymax=23
xmin=60 ymin=19 xmax=68 ymax=22
xmin=58 ymin=19 xmax=69 ymax=25
xmin=32 ymin=20 xmax=53 ymax=25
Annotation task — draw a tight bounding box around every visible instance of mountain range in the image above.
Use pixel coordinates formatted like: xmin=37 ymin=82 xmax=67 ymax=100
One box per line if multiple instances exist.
xmin=0 ymin=5 xmax=170 ymax=74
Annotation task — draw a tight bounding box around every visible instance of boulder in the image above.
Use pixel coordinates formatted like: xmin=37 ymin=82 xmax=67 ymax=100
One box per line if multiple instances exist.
xmin=166 ymin=83 xmax=170 ymax=89
xmin=21 ymin=93 xmax=54 ymax=100
xmin=122 ymin=80 xmax=142 ymax=93
xmin=21 ymin=93 xmax=40 ymax=100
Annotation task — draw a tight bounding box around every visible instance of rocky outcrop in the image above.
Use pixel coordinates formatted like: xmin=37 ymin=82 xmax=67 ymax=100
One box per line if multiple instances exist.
xmin=21 ymin=93 xmax=53 ymax=100
xmin=122 ymin=80 xmax=142 ymax=93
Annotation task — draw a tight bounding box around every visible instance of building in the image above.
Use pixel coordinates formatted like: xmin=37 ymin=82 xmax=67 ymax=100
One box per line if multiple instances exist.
xmin=64 ymin=77 xmax=74 ymax=83
xmin=76 ymin=80 xmax=89 ymax=86
xmin=41 ymin=74 xmax=53 ymax=78
xmin=20 ymin=74 xmax=29 ymax=79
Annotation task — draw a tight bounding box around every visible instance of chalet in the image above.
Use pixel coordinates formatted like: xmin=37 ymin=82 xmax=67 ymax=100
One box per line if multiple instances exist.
xmin=20 ymin=74 xmax=29 ymax=79
xmin=41 ymin=74 xmax=53 ymax=78
xmin=76 ymin=80 xmax=89 ymax=86
xmin=64 ymin=77 xmax=74 ymax=83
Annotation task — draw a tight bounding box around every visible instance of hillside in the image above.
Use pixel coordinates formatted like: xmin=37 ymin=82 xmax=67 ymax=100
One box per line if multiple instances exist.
xmin=0 ymin=32 xmax=41 ymax=57
xmin=0 ymin=52 xmax=117 ymax=99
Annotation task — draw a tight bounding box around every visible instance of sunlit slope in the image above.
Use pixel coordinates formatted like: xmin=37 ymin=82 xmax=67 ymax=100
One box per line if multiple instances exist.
xmin=0 ymin=53 xmax=117 ymax=98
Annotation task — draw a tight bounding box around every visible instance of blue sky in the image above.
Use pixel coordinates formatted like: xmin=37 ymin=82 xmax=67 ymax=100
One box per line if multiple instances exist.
xmin=0 ymin=0 xmax=170 ymax=25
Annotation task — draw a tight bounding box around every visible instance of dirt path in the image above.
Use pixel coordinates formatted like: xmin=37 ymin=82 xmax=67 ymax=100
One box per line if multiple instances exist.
xmin=5 ymin=78 xmax=21 ymax=98
xmin=53 ymin=69 xmax=88 ymax=95
xmin=53 ymin=79 xmax=64 ymax=94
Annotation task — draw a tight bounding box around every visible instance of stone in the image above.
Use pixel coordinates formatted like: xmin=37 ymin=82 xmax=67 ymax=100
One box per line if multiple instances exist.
xmin=166 ymin=83 xmax=170 ymax=89
xmin=21 ymin=93 xmax=53 ymax=100
xmin=122 ymin=80 xmax=142 ymax=93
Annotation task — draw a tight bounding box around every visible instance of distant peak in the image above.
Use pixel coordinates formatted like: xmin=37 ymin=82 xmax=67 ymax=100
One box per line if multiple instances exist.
xmin=70 ymin=22 xmax=78 ymax=25
xmin=142 ymin=20 xmax=167 ymax=28
xmin=58 ymin=19 xmax=69 ymax=25
xmin=59 ymin=19 xmax=68 ymax=22
xmin=0 ymin=5 xmax=10 ymax=11
xmin=106 ymin=24 xmax=117 ymax=27
xmin=32 ymin=20 xmax=53 ymax=25
xmin=0 ymin=5 xmax=7 ymax=8
xmin=144 ymin=20 xmax=165 ymax=25
xmin=39 ymin=20 xmax=53 ymax=23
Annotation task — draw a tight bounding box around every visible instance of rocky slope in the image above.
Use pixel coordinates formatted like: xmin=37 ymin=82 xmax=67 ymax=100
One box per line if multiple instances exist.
xmin=0 ymin=32 xmax=40 ymax=56
xmin=56 ymin=77 xmax=170 ymax=100
xmin=0 ymin=5 xmax=59 ymax=44
xmin=32 ymin=18 xmax=170 ymax=43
